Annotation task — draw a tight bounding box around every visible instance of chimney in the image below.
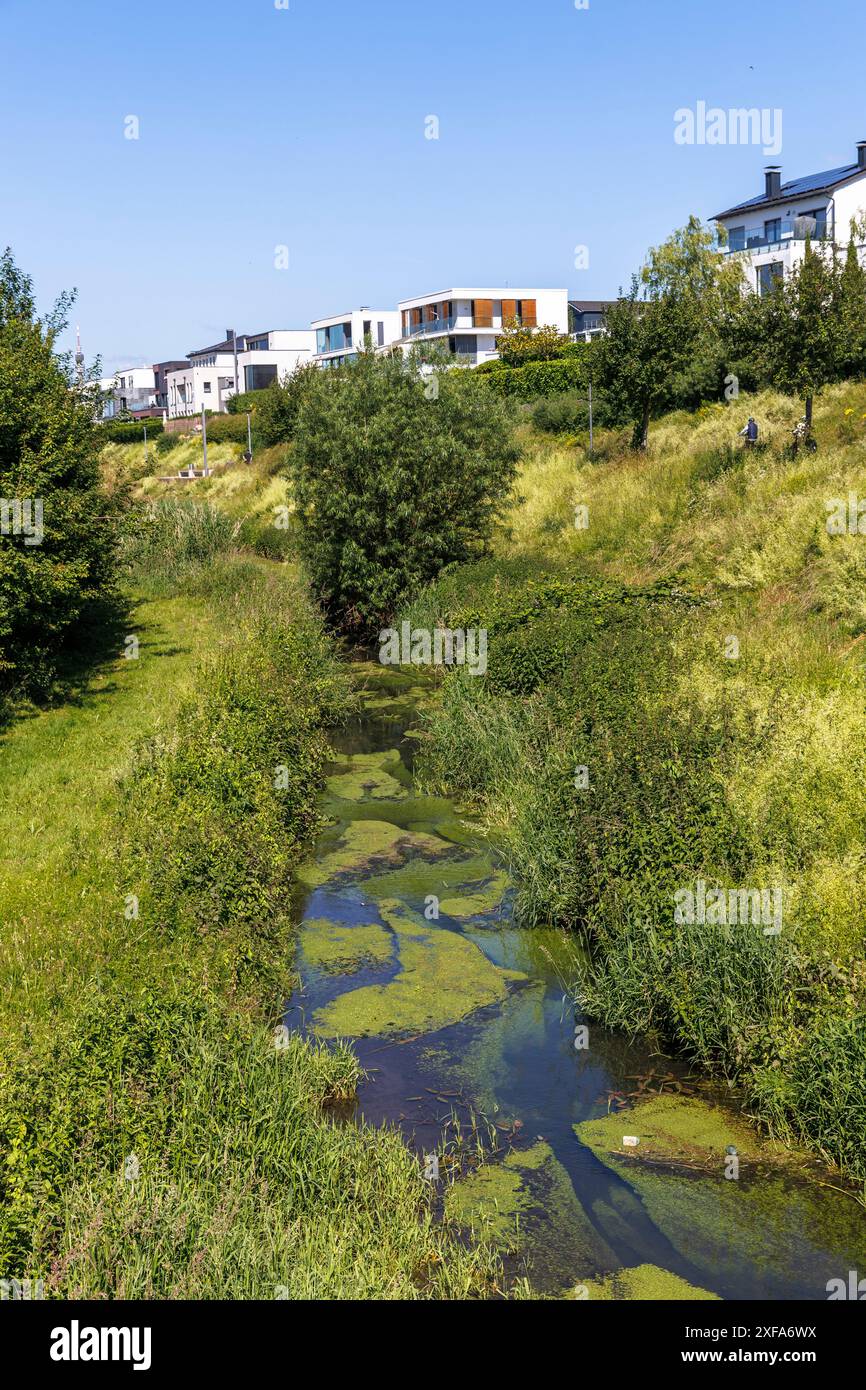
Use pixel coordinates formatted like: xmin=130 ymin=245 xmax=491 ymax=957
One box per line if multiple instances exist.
xmin=765 ymin=166 xmax=782 ymax=199
xmin=226 ymin=328 xmax=235 ymax=342
xmin=857 ymin=142 xmax=866 ymax=170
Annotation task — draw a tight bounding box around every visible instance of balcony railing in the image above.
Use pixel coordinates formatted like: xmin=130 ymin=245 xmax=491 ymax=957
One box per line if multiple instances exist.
xmin=402 ymin=314 xmax=536 ymax=338
xmin=724 ymin=216 xmax=834 ymax=253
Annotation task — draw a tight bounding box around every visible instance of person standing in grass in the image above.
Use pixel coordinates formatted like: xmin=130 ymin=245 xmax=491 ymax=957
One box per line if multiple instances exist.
xmin=738 ymin=416 xmax=759 ymax=448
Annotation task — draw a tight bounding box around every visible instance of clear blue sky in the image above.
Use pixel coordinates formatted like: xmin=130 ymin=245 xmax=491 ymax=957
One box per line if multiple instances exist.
xmin=2 ymin=0 xmax=864 ymax=371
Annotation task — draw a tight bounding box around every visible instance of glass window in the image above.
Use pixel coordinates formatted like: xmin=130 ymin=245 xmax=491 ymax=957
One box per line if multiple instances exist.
xmin=757 ymin=262 xmax=784 ymax=295
xmin=764 ymin=218 xmax=781 ymax=242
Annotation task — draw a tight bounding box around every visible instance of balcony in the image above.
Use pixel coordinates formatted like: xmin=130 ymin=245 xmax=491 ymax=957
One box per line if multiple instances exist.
xmin=402 ymin=314 xmax=536 ymax=339
xmin=723 ymin=215 xmax=834 ymax=254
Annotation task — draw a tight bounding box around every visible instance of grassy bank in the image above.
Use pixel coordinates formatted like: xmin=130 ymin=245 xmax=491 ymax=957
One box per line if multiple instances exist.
xmin=0 ymin=504 xmax=499 ymax=1297
xmin=402 ymin=381 xmax=866 ymax=1180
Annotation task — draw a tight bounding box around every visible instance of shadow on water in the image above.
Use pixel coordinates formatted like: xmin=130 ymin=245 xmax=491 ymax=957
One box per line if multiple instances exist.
xmin=284 ymin=662 xmax=866 ymax=1300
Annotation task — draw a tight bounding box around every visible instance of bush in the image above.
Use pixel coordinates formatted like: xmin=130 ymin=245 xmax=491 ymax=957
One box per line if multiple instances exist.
xmin=155 ymin=431 xmax=184 ymax=456
xmin=226 ymin=388 xmax=269 ymax=416
xmin=531 ymin=392 xmax=590 ymax=434
xmin=0 ymin=250 xmax=121 ymax=699
xmin=99 ymin=418 xmax=164 ymax=444
xmin=289 ymin=352 xmax=519 ymax=632
xmin=255 ymin=366 xmax=318 ymax=446
xmin=483 ymin=356 xmax=588 ymax=400
xmin=202 ymin=413 xmax=249 ymax=445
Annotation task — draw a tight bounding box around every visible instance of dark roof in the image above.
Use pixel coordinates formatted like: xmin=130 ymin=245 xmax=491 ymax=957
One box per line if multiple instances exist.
xmin=187 ymin=334 xmax=247 ymax=359
xmin=714 ymin=162 xmax=863 ymax=220
xmin=568 ymin=300 xmax=615 ymax=313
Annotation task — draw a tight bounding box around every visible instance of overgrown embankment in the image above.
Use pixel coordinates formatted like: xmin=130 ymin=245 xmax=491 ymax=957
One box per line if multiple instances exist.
xmin=0 ymin=503 xmax=498 ymax=1297
xmin=403 ymin=383 xmax=866 ymax=1180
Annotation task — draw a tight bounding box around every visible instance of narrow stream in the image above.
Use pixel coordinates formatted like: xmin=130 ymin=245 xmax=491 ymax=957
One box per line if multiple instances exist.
xmin=285 ymin=662 xmax=866 ymax=1299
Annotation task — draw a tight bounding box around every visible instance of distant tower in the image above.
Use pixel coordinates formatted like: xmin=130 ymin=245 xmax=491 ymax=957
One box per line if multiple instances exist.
xmin=74 ymin=325 xmax=85 ymax=385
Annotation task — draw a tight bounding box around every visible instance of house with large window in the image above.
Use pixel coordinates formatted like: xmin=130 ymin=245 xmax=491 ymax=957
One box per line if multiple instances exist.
xmin=396 ymin=288 xmax=569 ymax=365
xmin=99 ymin=366 xmax=158 ymax=419
xmin=714 ymin=141 xmax=866 ymax=294
xmin=166 ymin=328 xmax=315 ymax=417
xmin=311 ymin=308 xmax=401 ymax=368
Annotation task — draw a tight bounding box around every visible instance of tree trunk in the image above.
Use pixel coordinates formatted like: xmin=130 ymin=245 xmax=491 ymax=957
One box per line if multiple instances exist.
xmin=805 ymin=394 xmax=814 ymax=427
xmin=632 ymin=401 xmax=651 ymax=451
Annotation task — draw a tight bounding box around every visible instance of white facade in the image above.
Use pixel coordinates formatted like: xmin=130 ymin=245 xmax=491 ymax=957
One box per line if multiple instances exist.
xmin=396 ymin=288 xmax=569 ymax=365
xmin=234 ymin=329 xmax=317 ymax=395
xmin=715 ymin=144 xmax=866 ymax=294
xmin=311 ymin=309 xmax=401 ymax=367
xmin=99 ymin=366 xmax=157 ymax=418
xmin=166 ymin=329 xmax=316 ymax=417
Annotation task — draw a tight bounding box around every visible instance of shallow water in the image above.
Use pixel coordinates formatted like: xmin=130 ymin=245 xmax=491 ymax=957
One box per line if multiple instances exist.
xmin=285 ymin=664 xmax=866 ymax=1299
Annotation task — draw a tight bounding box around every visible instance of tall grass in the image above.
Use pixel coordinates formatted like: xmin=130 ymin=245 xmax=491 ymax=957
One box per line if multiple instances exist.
xmin=404 ymin=381 xmax=866 ymax=1178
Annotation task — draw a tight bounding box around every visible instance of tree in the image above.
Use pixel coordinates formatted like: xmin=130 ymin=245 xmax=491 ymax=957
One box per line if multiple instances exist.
xmin=598 ymin=219 xmax=740 ymax=449
xmin=746 ymin=240 xmax=842 ymax=424
xmin=0 ymin=249 xmax=118 ymax=698
xmin=835 ymin=229 xmax=866 ymax=381
xmin=288 ymin=351 xmax=519 ymax=632
xmin=253 ymin=364 xmax=318 ymax=445
xmin=597 ymin=277 xmax=698 ymax=449
xmin=495 ymin=322 xmax=570 ymax=367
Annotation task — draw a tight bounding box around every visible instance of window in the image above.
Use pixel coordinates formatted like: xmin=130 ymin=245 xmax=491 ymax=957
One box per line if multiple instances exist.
xmin=764 ymin=218 xmax=781 ymax=243
xmin=245 ymin=364 xmax=278 ymax=391
xmin=203 ymin=381 xmax=212 ymax=392
xmin=757 ymin=262 xmax=784 ymax=295
xmin=316 ymin=322 xmax=352 ymax=354
xmin=363 ymin=320 xmax=371 ymax=342
xmin=727 ymin=226 xmax=746 ymax=252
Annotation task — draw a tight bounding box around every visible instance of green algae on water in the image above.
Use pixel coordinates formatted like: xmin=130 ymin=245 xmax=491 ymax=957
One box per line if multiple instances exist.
xmin=445 ymin=1140 xmax=619 ymax=1288
xmin=574 ymin=1264 xmax=719 ymax=1301
xmin=439 ymin=869 xmax=509 ymax=919
xmin=298 ymin=819 xmax=454 ymax=889
xmin=310 ymin=900 xmax=526 ymax=1038
xmin=325 ymin=749 xmax=409 ymax=803
xmin=301 ymin=918 xmax=393 ymax=975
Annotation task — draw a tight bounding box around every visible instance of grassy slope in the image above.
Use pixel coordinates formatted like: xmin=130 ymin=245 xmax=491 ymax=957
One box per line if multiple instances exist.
xmin=0 ymin=523 xmax=499 ymax=1297
xmin=404 ymin=381 xmax=866 ymax=1178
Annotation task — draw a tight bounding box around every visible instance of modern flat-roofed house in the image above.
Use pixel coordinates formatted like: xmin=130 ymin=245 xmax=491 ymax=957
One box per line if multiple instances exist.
xmin=714 ymin=141 xmax=866 ymax=294
xmin=311 ymin=308 xmax=401 ymax=367
xmin=237 ymin=329 xmax=316 ymax=392
xmin=99 ymin=366 xmax=158 ymax=419
xmin=397 ymin=288 xmax=569 ymax=365
xmin=166 ymin=328 xmax=316 ymax=417
xmin=568 ymin=300 xmax=615 ymax=341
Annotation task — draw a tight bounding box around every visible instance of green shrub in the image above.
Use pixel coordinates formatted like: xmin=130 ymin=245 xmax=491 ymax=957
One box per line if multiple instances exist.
xmin=531 ymin=392 xmax=590 ymax=434
xmin=154 ymin=431 xmax=184 ymax=456
xmin=290 ymin=351 xmax=519 ymax=632
xmin=99 ymin=418 xmax=164 ymax=444
xmin=203 ymin=413 xmax=249 ymax=445
xmin=0 ymin=250 xmax=121 ymax=699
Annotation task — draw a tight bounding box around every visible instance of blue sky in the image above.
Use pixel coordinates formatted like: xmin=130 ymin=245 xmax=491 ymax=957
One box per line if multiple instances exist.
xmin=2 ymin=0 xmax=865 ymax=370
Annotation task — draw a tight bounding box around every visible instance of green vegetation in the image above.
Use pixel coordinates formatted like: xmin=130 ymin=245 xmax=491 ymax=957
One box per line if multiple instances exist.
xmin=404 ymin=382 xmax=866 ymax=1179
xmin=0 ymin=250 xmax=121 ymax=704
xmin=289 ymin=350 xmax=520 ymax=632
xmin=0 ymin=505 xmax=499 ymax=1298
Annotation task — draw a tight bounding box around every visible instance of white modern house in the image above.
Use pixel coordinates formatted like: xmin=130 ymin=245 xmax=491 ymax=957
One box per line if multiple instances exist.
xmin=98 ymin=366 xmax=158 ymax=419
xmin=311 ymin=308 xmax=401 ymax=367
xmin=714 ymin=141 xmax=866 ymax=294
xmin=235 ymin=329 xmax=316 ymax=393
xmin=396 ymin=288 xmax=569 ymax=365
xmin=166 ymin=328 xmax=316 ymax=417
